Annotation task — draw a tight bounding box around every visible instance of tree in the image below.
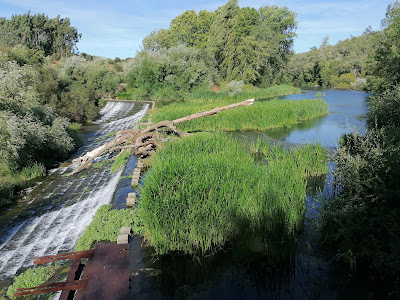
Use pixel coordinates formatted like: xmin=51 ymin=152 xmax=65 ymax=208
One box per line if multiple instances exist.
xmin=127 ymin=47 xmax=217 ymax=100
xmin=0 ymin=13 xmax=80 ymax=58
xmin=370 ymin=1 xmax=400 ymax=92
xmin=208 ymin=0 xmax=240 ymax=81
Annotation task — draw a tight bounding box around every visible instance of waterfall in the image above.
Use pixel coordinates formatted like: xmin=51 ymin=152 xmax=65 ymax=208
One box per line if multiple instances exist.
xmin=0 ymin=101 xmax=148 ymax=279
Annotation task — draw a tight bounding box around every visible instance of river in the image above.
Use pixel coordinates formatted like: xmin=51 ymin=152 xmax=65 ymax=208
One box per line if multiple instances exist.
xmin=127 ymin=89 xmax=379 ymax=299
xmin=0 ymin=90 xmax=377 ymax=298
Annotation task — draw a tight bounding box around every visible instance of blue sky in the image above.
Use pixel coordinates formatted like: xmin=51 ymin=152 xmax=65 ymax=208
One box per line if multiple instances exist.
xmin=0 ymin=0 xmax=394 ymax=59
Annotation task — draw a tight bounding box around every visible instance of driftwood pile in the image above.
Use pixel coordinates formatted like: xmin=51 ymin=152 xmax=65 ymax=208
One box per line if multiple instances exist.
xmin=68 ymin=99 xmax=254 ymax=176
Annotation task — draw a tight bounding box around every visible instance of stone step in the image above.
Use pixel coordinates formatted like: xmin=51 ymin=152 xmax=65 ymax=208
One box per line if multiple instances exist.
xmin=120 ymin=227 xmax=131 ymax=235
xmin=127 ymin=197 xmax=135 ymax=207
xmin=131 ymin=176 xmax=139 ymax=187
xmin=117 ymin=234 xmax=129 ymax=244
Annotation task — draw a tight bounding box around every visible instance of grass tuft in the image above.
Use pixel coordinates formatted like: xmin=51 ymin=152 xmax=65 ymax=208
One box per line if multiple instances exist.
xmin=139 ymin=133 xmax=327 ymax=260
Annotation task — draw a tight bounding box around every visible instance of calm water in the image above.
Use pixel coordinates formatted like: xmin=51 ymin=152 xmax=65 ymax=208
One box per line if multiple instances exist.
xmin=268 ymin=89 xmax=370 ymax=147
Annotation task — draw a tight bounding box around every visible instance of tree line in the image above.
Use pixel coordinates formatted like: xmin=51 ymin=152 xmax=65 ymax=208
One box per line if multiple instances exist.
xmin=127 ymin=0 xmax=297 ymax=100
xmin=287 ymin=32 xmax=378 ymax=90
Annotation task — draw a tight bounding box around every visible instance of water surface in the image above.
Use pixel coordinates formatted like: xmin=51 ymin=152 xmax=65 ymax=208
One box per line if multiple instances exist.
xmin=267 ymin=89 xmax=370 ymax=147
xmin=0 ymin=101 xmax=148 ymax=284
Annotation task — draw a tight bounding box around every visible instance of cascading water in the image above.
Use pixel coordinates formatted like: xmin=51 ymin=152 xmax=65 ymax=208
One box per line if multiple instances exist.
xmin=0 ymin=101 xmax=148 ymax=279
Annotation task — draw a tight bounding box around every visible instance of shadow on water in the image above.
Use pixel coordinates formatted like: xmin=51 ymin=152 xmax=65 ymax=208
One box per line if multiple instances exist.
xmin=127 ymin=169 xmax=389 ymax=299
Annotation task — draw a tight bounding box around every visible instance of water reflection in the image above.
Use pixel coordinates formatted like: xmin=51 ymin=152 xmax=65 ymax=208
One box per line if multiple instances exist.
xmin=267 ymin=89 xmax=370 ymax=147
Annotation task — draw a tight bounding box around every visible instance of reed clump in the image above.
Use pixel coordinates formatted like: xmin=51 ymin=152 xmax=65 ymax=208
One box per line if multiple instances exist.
xmin=139 ymin=133 xmax=327 ymax=259
xmin=185 ymin=84 xmax=301 ymax=102
xmin=152 ymin=98 xmax=328 ymax=132
xmin=0 ymin=162 xmax=46 ymax=206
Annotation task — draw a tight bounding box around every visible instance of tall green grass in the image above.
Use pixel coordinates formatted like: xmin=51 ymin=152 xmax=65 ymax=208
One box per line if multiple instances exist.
xmin=152 ymin=98 xmax=328 ymax=132
xmin=139 ymin=133 xmax=327 ymax=260
xmin=185 ymin=85 xmax=301 ymax=101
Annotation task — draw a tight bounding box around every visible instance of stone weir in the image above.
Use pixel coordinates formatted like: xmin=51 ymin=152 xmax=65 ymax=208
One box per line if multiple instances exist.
xmin=0 ymin=101 xmax=149 ymax=279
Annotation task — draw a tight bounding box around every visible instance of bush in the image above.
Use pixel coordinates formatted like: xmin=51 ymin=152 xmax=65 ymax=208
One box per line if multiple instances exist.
xmin=221 ymin=80 xmax=244 ymax=96
xmin=319 ymin=128 xmax=400 ymax=278
xmin=126 ymin=47 xmax=217 ymax=101
xmin=367 ymin=85 xmax=400 ymax=129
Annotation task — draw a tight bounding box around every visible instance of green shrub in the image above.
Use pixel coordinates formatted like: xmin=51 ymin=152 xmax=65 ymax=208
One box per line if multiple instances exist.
xmin=367 ymin=85 xmax=400 ymax=129
xmin=319 ymin=128 xmax=400 ymax=277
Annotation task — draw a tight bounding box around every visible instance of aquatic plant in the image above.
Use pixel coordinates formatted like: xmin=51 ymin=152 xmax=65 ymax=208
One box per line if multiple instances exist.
xmin=185 ymin=84 xmax=301 ymax=102
xmin=7 ymin=265 xmax=58 ymax=299
xmin=139 ymin=133 xmax=327 ymax=259
xmin=110 ymin=150 xmax=132 ymax=173
xmin=152 ymin=98 xmax=328 ymax=132
xmin=75 ymin=204 xmax=142 ymax=251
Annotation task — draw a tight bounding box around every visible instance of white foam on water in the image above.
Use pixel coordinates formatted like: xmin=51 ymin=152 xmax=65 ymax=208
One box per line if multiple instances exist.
xmin=0 ymin=101 xmax=148 ymax=279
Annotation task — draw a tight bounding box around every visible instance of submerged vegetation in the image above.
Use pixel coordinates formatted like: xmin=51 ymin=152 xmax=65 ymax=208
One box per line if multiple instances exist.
xmin=139 ymin=133 xmax=327 ymax=259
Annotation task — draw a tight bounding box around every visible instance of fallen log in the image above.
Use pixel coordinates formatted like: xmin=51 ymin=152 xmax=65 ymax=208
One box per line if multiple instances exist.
xmin=68 ymin=99 xmax=254 ymax=176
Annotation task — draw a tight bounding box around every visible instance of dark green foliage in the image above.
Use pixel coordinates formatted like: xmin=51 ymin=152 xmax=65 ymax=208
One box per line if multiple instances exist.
xmin=319 ymin=4 xmax=400 ymax=283
xmin=37 ymin=55 xmax=125 ymax=123
xmin=319 ymin=128 xmax=400 ymax=277
xmin=288 ymin=33 xmax=377 ymax=89
xmin=0 ymin=12 xmax=80 ymax=58
xmin=367 ymin=85 xmax=400 ymax=129
xmin=75 ymin=205 xmax=142 ymax=251
xmin=127 ymin=47 xmax=217 ymax=101
xmin=369 ymin=2 xmax=400 ymax=92
xmin=320 ymin=67 xmax=400 ymax=281
xmin=58 ymin=84 xmax=98 ymax=123
xmin=0 ymin=59 xmax=76 ymax=206
xmin=140 ymin=1 xmax=297 ymax=86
